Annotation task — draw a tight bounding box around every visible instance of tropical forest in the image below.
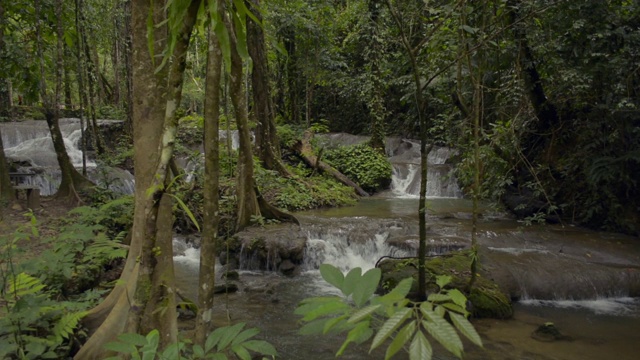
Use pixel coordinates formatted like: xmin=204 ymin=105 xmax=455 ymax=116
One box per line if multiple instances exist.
xmin=0 ymin=0 xmax=639 ymax=359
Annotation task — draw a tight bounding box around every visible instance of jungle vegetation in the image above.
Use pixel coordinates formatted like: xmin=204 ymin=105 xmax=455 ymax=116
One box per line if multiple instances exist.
xmin=0 ymin=0 xmax=638 ymax=359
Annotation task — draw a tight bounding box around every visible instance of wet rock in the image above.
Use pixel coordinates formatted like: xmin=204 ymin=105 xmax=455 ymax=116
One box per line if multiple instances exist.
xmin=222 ymin=270 xmax=239 ymax=281
xmin=531 ymin=322 xmax=572 ymax=342
xmin=278 ymin=259 xmax=297 ymax=276
xmin=213 ymin=283 xmax=239 ymax=294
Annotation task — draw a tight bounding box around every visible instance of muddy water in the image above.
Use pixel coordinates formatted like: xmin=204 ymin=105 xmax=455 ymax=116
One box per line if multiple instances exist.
xmin=174 ymin=196 xmax=640 ymax=360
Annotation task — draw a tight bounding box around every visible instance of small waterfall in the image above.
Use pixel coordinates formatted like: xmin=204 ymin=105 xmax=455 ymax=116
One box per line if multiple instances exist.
xmin=302 ymin=225 xmax=414 ymax=274
xmin=388 ymin=141 xmax=462 ymax=198
xmin=1 ymin=119 xmax=134 ymax=196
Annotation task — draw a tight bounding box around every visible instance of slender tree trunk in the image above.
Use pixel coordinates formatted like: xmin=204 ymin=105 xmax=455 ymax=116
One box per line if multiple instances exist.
xmin=0 ymin=3 xmax=11 ymax=118
xmin=64 ymin=44 xmax=73 ymax=108
xmin=123 ymin=0 xmax=133 ymax=135
xmin=36 ymin=0 xmax=92 ymax=201
xmin=0 ymin=130 xmax=14 ymax=204
xmin=75 ymin=0 xmax=88 ymax=175
xmin=247 ymin=0 xmax=291 ymax=177
xmin=227 ymin=16 xmax=260 ymax=232
xmin=77 ymin=0 xmax=105 ymax=154
xmin=366 ymin=0 xmax=386 ymax=152
xmin=195 ymin=16 xmax=223 ymax=346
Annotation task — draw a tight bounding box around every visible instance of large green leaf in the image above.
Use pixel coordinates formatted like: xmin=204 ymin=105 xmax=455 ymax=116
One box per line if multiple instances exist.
xmin=217 ymin=323 xmax=246 ymax=350
xmin=449 ymin=312 xmax=482 ymax=347
xmin=231 ymin=328 xmax=260 ymax=346
xmin=348 ymin=304 xmax=381 ymax=324
xmin=352 ymin=268 xmax=381 ymax=307
xmin=320 ymin=264 xmax=345 ymax=289
xmin=301 ymin=300 xmax=349 ymax=322
xmin=409 ymin=331 xmax=433 ymax=360
xmin=379 ymin=277 xmax=413 ymax=304
xmin=370 ymin=307 xmax=411 ymax=351
xmin=241 ymin=340 xmax=278 ymax=356
xmin=421 ymin=317 xmax=463 ymax=358
xmin=336 ymin=321 xmax=372 ymax=356
xmin=342 ymin=267 xmax=362 ymax=296
xmin=384 ymin=321 xmax=417 ymax=360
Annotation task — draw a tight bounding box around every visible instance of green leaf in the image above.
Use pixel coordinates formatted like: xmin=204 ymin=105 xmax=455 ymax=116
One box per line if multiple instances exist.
xmin=380 ymin=277 xmax=413 ymax=303
xmin=421 ymin=317 xmax=463 ymax=358
xmin=302 ymin=300 xmax=349 ymax=322
xmin=384 ymin=321 xmax=417 ymax=360
xmin=409 ymin=331 xmax=433 ymax=360
xmin=348 ymin=304 xmax=381 ymax=324
xmin=217 ymin=323 xmax=246 ymax=350
xmin=320 ymin=264 xmax=344 ymax=289
xmin=104 ymin=341 xmax=135 ymax=354
xmin=193 ymin=344 xmax=205 ymax=358
xmin=336 ymin=321 xmax=372 ymax=356
xmin=323 ymin=315 xmax=348 ymax=334
xmin=342 ymin=267 xmax=362 ymax=296
xmin=449 ymin=312 xmax=482 ymax=347
xmin=241 ymin=340 xmax=278 ymax=356
xmin=447 ymin=289 xmax=468 ymax=309
xmin=370 ymin=307 xmax=411 ymax=351
xmin=436 ymin=275 xmax=451 ymax=289
xmin=206 ymin=325 xmax=227 ymax=352
xmin=167 ymin=193 xmax=200 ymax=231
xmin=352 ymin=268 xmax=381 ymax=307
xmin=299 ymin=318 xmax=330 ymax=335
xmin=117 ymin=333 xmax=148 ymax=347
xmin=427 ymin=293 xmax=451 ymax=303
xmin=231 ymin=344 xmax=252 ymax=360
xmin=231 ymin=328 xmax=260 ymax=346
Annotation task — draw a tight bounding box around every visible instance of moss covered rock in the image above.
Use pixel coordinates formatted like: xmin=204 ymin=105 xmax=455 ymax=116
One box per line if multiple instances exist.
xmin=377 ymin=250 xmax=513 ymax=319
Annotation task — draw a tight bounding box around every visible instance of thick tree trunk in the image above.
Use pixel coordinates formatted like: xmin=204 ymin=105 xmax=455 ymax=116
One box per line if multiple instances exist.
xmin=75 ymin=0 xmax=198 ymax=356
xmin=293 ymin=131 xmax=370 ymax=197
xmin=195 ymin=16 xmax=223 ymax=346
xmin=366 ymin=0 xmax=386 ymax=152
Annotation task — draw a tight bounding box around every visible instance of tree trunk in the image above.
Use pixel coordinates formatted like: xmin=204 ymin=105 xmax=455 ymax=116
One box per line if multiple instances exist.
xmin=507 ymin=0 xmax=560 ymax=161
xmin=64 ymin=44 xmax=73 ymax=108
xmin=247 ymin=0 xmax=292 ymax=177
xmin=227 ymin=14 xmax=261 ymax=232
xmin=195 ymin=14 xmax=223 ymax=346
xmin=0 ymin=129 xmax=14 ymax=204
xmin=366 ymin=0 xmax=386 ymax=152
xmin=36 ymin=0 xmax=93 ymax=201
xmin=74 ymin=0 xmax=200 ymax=356
xmin=293 ymin=130 xmax=370 ymax=197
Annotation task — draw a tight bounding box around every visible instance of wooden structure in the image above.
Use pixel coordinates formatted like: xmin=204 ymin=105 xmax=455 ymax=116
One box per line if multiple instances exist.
xmin=9 ymin=173 xmax=40 ymax=209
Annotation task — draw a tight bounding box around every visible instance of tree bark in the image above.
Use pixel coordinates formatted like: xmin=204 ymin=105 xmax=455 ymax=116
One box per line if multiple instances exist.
xmin=293 ymin=130 xmax=370 ymax=197
xmin=0 ymin=3 xmax=15 ymax=205
xmin=195 ymin=13 xmax=223 ymax=345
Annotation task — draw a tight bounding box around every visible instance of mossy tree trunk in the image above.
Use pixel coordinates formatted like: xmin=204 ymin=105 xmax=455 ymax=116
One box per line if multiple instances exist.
xmin=366 ymin=0 xmax=386 ymax=153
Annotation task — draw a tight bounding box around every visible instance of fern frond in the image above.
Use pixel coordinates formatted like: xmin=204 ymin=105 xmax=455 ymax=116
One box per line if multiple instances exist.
xmin=52 ymin=311 xmax=88 ymax=344
xmin=8 ymin=273 xmax=46 ymax=299
xmin=84 ymin=235 xmax=128 ymax=262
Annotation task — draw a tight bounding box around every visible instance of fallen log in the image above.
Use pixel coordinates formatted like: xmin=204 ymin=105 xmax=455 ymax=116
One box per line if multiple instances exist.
xmin=292 ymin=130 xmax=369 ymax=197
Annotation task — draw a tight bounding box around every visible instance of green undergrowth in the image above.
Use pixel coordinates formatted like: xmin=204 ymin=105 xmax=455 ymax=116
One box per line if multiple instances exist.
xmin=1 ymin=207 xmax=128 ymax=359
xmin=324 ymin=143 xmax=393 ymax=193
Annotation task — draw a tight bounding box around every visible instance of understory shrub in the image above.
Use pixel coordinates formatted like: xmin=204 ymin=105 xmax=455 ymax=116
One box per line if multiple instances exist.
xmin=324 ymin=144 xmax=393 ymax=193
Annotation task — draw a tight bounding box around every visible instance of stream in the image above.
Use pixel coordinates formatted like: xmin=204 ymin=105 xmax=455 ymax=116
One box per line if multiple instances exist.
xmin=174 ymin=196 xmax=640 ymax=360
